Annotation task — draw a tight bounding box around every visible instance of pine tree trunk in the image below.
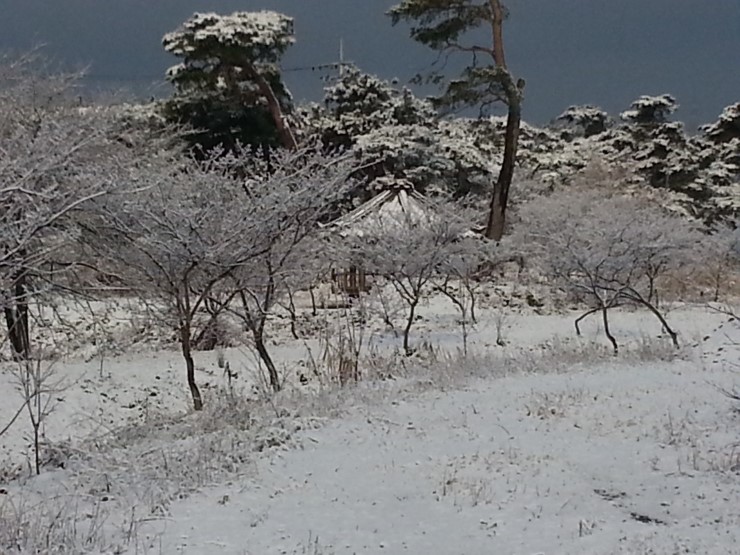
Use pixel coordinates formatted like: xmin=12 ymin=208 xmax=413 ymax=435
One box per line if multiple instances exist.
xmin=484 ymin=0 xmax=524 ymax=241
xmin=243 ymin=63 xmax=297 ymax=150
xmin=485 ymin=94 xmax=522 ymax=241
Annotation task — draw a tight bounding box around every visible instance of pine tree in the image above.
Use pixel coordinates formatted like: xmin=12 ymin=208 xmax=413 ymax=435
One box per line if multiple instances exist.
xmin=162 ymin=11 xmax=297 ymax=152
xmin=389 ymin=0 xmax=524 ymax=240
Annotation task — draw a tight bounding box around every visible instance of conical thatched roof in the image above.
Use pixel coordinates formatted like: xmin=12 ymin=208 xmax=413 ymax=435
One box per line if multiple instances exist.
xmin=327 ymin=185 xmax=440 ymax=238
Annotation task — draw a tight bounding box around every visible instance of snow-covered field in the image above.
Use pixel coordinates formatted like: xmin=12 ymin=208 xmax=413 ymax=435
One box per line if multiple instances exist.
xmin=154 ymin=361 xmax=739 ymax=554
xmin=1 ymin=296 xmax=739 ymax=554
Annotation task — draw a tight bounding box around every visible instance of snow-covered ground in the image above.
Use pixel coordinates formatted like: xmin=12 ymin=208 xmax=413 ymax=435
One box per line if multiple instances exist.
xmin=1 ymin=296 xmax=739 ymax=554
xmin=150 ymin=360 xmax=740 ymax=554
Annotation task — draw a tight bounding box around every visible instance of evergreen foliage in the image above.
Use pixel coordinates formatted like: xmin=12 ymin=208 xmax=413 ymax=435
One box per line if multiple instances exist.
xmin=162 ymin=11 xmax=295 ymax=152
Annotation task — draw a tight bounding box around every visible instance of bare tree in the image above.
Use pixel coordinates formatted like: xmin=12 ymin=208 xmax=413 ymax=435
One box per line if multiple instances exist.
xmin=216 ymin=149 xmax=355 ymax=392
xmin=333 ymin=198 xmax=466 ymax=355
xmin=0 ymin=53 xmax=130 ymax=360
xmin=86 ymin=151 xmax=269 ymax=410
xmin=436 ymin=235 xmax=504 ymax=354
xmin=90 ymin=147 xmax=353 ymax=403
xmin=518 ymin=190 xmax=702 ymax=353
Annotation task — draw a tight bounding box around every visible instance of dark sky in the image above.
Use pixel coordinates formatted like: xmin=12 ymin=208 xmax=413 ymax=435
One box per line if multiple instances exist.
xmin=2 ymin=0 xmax=739 ymax=128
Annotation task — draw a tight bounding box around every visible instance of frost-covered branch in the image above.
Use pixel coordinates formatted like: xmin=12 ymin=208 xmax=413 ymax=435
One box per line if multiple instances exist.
xmin=517 ymin=189 xmax=703 ymax=353
xmin=0 ymin=54 xmax=134 ymax=360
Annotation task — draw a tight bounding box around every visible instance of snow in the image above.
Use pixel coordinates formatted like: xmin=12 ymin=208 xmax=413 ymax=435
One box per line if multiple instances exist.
xmin=620 ymin=94 xmax=679 ymax=124
xmin=2 ymin=293 xmax=739 ymax=554
xmin=163 ymin=11 xmax=295 ymax=56
xmin=702 ymin=103 xmax=740 ymax=143
xmin=5 ymin=58 xmax=740 ymax=553
xmin=142 ymin=357 xmax=740 ymax=554
xmin=328 ymin=187 xmax=440 ymax=238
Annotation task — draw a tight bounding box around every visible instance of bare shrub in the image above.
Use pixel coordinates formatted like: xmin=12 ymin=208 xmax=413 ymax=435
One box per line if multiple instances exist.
xmin=293 ymin=534 xmax=335 ymax=555
xmin=526 ymin=389 xmax=587 ymax=419
xmin=516 ymin=190 xmax=703 ymax=353
xmin=85 ymin=150 xmax=269 ymax=410
xmin=0 ymin=390 xmax=260 ymax=553
xmin=331 ymin=194 xmax=468 ymax=355
xmin=14 ymin=357 xmax=67 ymax=475
xmin=492 ymin=306 xmax=509 ymax=346
xmin=0 ymin=493 xmax=131 ymax=555
xmin=216 ymin=148 xmax=355 ymax=393
xmin=307 ymin=297 xmax=368 ymax=386
xmin=700 ymin=229 xmax=740 ymax=302
xmin=396 ymin=334 xmax=686 ymax=389
xmin=435 ymin=235 xmax=503 ymax=354
xmin=0 ymin=357 xmax=67 ymax=477
xmin=369 ymin=281 xmax=405 ymax=334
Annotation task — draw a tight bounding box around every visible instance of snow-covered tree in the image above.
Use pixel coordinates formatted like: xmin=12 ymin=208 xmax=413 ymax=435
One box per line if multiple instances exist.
xmin=313 ymin=64 xmax=437 ymax=150
xmin=517 ymin=189 xmax=703 ymax=352
xmin=620 ymin=94 xmax=678 ymax=126
xmin=700 ymin=103 xmax=740 ymax=201
xmin=87 ymin=146 xmax=353 ymax=406
xmin=0 ymin=54 xmax=129 ymax=359
xmin=554 ymin=105 xmax=612 ymax=138
xmin=701 ymin=103 xmax=740 ymax=144
xmin=434 ymin=233 xmax=505 ymax=354
xmin=331 ymin=195 xmax=466 ymax=355
xmin=163 ymin=11 xmax=297 ymax=152
xmin=301 ymin=66 xmax=503 ymax=198
xmin=389 ymin=0 xmax=525 ymax=240
xmin=217 ymin=148 xmax=355 ymax=393
xmin=526 ymin=95 xmax=740 ymax=224
xmin=353 ymin=119 xmax=499 ymax=197
xmin=612 ymin=96 xmax=740 ymax=222
xmin=86 ymin=151 xmax=265 ymax=410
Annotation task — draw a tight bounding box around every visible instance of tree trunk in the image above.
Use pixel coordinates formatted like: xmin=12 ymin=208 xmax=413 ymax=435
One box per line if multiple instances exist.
xmin=403 ymin=300 xmax=419 ymax=356
xmin=602 ymin=305 xmax=618 ymax=355
xmin=485 ymin=93 xmax=522 ymax=241
xmin=5 ymin=307 xmax=24 ymax=359
xmin=575 ymin=307 xmax=600 ymax=336
xmin=489 ymin=0 xmax=508 ymax=67
xmin=179 ymin=323 xmax=203 ymax=411
xmin=243 ymin=63 xmax=297 ymax=151
xmin=32 ymin=413 xmax=40 ymax=475
xmin=630 ymin=292 xmax=680 ymax=349
xmin=254 ymin=329 xmax=280 ymax=393
xmin=484 ymin=0 xmax=524 ymax=241
xmin=15 ymin=273 xmax=30 ymax=357
xmin=5 ymin=271 xmax=31 ymax=360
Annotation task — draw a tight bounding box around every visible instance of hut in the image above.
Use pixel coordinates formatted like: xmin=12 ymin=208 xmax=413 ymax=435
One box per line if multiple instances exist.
xmin=326 ymin=182 xmax=441 ymax=296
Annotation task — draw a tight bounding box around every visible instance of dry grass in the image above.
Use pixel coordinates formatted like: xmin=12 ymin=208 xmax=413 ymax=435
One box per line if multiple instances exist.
xmin=0 ymin=493 xmax=134 ymax=554
xmin=654 ymin=264 xmax=740 ymax=305
xmin=525 ymin=388 xmax=588 ymax=419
